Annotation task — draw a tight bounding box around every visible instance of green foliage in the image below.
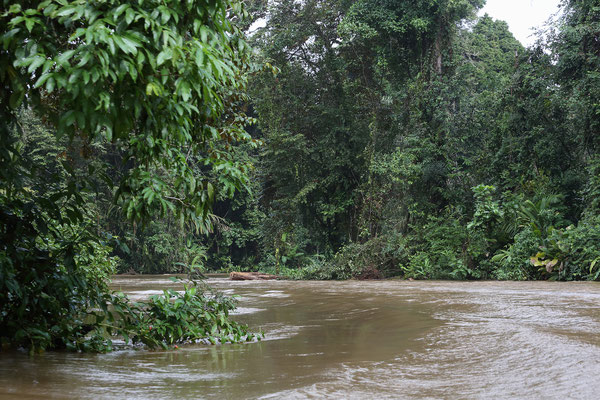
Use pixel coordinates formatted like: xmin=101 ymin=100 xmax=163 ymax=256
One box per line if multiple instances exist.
xmin=583 ymin=156 xmax=600 ymax=215
xmin=340 ymin=0 xmax=484 ymax=79
xmin=468 ymin=185 xmax=503 ymax=231
xmin=0 ymin=113 xmax=116 ymax=352
xmin=551 ymin=0 xmax=600 ymax=152
xmin=2 ymin=0 xmax=255 ymax=229
xmin=1 ymin=0 xmax=258 ymax=352
xmin=488 ymin=193 xmax=600 ymax=281
xmin=534 ymin=218 xmax=600 ymax=280
xmin=8 ymin=278 xmax=261 ymax=353
xmin=115 ymin=279 xmax=262 ymax=349
xmin=310 ymin=237 xmax=393 ymax=280
xmin=516 ymin=195 xmax=567 ymax=239
xmin=113 ymin=220 xmax=209 ymax=275
xmin=403 ymin=210 xmax=484 ymax=280
xmin=228 ymin=0 xmax=600 ymax=283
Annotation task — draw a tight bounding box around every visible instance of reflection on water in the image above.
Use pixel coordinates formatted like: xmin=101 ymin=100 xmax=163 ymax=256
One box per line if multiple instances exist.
xmin=1 ymin=277 xmax=600 ymax=399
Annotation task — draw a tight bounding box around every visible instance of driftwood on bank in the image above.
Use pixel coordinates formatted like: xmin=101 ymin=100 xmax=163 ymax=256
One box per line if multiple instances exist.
xmin=229 ymin=272 xmax=282 ymax=281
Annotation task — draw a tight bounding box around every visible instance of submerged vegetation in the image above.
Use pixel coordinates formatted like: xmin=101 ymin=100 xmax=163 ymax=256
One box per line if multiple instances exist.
xmin=10 ymin=278 xmax=259 ymax=353
xmin=1 ymin=0 xmax=600 ymax=351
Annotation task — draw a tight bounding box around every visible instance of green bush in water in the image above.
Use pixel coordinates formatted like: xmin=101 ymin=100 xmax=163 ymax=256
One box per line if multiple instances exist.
xmin=112 ymin=279 xmax=263 ymax=349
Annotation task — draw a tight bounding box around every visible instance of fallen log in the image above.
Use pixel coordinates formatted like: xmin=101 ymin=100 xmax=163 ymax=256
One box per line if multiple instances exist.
xmin=229 ymin=272 xmax=281 ymax=281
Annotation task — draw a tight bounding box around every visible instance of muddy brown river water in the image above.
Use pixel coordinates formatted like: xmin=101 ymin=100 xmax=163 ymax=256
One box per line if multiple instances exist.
xmin=1 ymin=276 xmax=600 ymax=399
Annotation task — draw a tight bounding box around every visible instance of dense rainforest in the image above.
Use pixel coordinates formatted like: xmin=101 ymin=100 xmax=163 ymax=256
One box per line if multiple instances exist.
xmin=232 ymin=0 xmax=600 ymax=282
xmin=1 ymin=0 xmax=600 ymax=351
xmin=117 ymin=0 xmax=599 ymax=282
xmin=224 ymin=0 xmax=600 ymax=282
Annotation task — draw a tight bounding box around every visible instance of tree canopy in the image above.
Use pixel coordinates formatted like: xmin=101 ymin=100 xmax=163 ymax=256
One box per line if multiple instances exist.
xmin=0 ymin=0 xmax=257 ymax=351
xmin=200 ymin=0 xmax=600 ymax=281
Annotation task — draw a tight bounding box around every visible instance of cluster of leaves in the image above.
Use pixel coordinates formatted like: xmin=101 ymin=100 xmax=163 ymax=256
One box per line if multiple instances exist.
xmin=97 ymin=279 xmax=261 ymax=352
xmin=489 ymin=196 xmax=600 ymax=281
xmin=110 ymin=219 xmax=210 ymax=275
xmin=2 ymin=0 xmax=256 ymax=231
xmin=0 ymin=110 xmax=114 ymax=352
xmin=2 ymin=276 xmax=259 ymax=353
xmin=1 ymin=0 xmax=259 ymax=352
xmin=0 ymin=114 xmax=260 ymax=353
xmin=131 ymin=281 xmax=261 ymax=348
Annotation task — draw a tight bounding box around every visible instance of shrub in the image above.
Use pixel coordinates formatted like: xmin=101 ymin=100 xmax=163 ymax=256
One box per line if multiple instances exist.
xmin=545 ymin=218 xmax=600 ymax=280
xmin=490 ymin=227 xmax=538 ymax=280
xmin=312 ymin=237 xmax=396 ymax=280
xmin=110 ymin=279 xmax=262 ymax=349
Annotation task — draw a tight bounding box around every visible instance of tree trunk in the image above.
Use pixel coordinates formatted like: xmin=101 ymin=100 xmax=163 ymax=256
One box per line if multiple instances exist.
xmin=229 ymin=272 xmax=282 ymax=280
xmin=434 ymin=18 xmax=444 ymax=75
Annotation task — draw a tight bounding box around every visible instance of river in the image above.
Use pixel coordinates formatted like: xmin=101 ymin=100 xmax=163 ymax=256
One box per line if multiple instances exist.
xmin=1 ymin=276 xmax=600 ymax=399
